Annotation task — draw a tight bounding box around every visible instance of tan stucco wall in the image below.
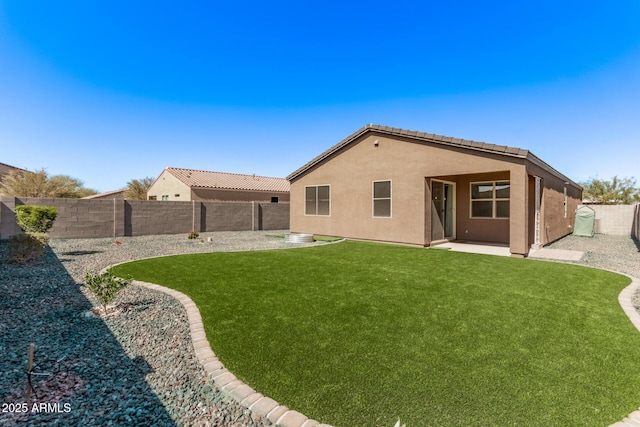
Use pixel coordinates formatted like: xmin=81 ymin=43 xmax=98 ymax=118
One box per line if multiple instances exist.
xmin=290 ymin=132 xmax=534 ymax=254
xmin=147 ymin=171 xmax=192 ymax=201
xmin=526 ymin=163 xmax=582 ymax=245
xmin=444 ymin=172 xmax=511 ymax=244
xmin=290 ymin=131 xmax=582 ymax=256
xmin=148 ymin=170 xmax=290 ymax=202
xmin=191 ymin=188 xmax=289 ymax=202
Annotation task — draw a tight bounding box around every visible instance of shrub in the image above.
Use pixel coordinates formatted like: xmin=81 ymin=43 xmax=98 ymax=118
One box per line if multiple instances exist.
xmin=84 ymin=270 xmax=131 ymax=315
xmin=15 ymin=205 xmax=57 ymax=233
xmin=7 ymin=233 xmax=49 ymax=264
xmin=187 ymin=230 xmax=199 ymax=239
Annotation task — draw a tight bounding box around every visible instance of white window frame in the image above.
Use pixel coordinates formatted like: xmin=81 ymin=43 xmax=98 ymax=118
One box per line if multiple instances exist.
xmin=470 ymin=181 xmax=510 ymax=219
xmin=304 ymin=184 xmax=331 ymax=216
xmin=372 ymin=180 xmax=392 ymax=218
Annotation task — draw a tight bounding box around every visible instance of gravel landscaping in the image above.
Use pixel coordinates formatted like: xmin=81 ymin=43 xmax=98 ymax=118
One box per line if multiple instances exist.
xmin=545 ymin=234 xmax=640 ymax=279
xmin=0 ymin=231 xmax=322 ymax=427
xmin=1 ymin=231 xmax=638 ymax=426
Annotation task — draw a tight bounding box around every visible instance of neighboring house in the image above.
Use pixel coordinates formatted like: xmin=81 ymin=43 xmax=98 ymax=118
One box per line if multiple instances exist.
xmin=147 ymin=167 xmax=290 ymax=202
xmin=0 ymin=162 xmax=28 ymax=181
xmin=287 ymin=124 xmax=582 ymax=257
xmin=82 ymin=189 xmax=126 ymax=200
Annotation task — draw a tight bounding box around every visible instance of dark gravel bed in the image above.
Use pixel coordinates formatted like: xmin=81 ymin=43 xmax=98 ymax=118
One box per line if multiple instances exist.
xmin=1 ymin=231 xmax=321 ymax=427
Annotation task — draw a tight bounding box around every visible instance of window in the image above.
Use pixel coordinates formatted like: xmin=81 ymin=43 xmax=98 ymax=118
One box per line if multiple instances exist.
xmin=174 ymin=194 xmax=180 ymax=198
xmin=373 ymin=180 xmax=391 ymax=217
xmin=271 ymin=196 xmax=279 ymax=203
xmin=161 ymin=195 xmax=169 ymax=201
xmin=305 ymin=185 xmax=330 ymax=215
xmin=148 ymin=196 xmax=157 ymax=201
xmin=471 ymin=181 xmax=510 ymax=218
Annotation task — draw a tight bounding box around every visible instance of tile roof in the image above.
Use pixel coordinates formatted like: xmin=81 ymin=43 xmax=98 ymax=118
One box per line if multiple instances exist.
xmin=165 ymin=167 xmax=290 ymax=193
xmin=287 ymin=124 xmax=578 ymax=187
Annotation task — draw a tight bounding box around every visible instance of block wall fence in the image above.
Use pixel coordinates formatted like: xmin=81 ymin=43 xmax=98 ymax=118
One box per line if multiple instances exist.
xmin=633 ymin=203 xmax=640 ymax=241
xmin=579 ymin=204 xmax=638 ymax=236
xmin=0 ymin=196 xmax=289 ymax=239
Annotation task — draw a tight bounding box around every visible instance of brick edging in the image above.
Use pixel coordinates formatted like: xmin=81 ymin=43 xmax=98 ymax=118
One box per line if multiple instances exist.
xmin=610 ymin=275 xmax=640 ymax=426
xmin=132 ymin=279 xmax=334 ymax=427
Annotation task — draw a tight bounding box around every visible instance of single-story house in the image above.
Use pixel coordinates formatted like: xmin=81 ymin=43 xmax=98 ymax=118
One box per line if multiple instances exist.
xmin=287 ymin=124 xmax=582 ymax=257
xmin=147 ymin=167 xmax=290 ymax=203
xmin=82 ymin=189 xmax=126 ymax=199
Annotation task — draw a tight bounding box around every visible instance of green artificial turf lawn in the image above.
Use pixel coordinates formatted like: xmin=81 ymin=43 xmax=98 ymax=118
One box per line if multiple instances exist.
xmin=111 ymin=241 xmax=640 ymax=427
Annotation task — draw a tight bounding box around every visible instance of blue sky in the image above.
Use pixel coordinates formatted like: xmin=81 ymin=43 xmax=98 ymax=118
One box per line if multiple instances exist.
xmin=1 ymin=1 xmax=638 ymax=192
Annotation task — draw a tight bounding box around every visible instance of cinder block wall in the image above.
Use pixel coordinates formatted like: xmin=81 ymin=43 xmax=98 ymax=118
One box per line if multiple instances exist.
xmin=0 ymin=197 xmax=289 ymax=239
xmin=580 ymin=204 xmax=636 ymax=236
xmin=633 ymin=204 xmax=639 ymax=241
xmin=259 ymin=202 xmax=291 ymax=231
xmin=125 ymin=200 xmax=196 ymax=236
xmin=202 ymin=202 xmax=255 ymax=231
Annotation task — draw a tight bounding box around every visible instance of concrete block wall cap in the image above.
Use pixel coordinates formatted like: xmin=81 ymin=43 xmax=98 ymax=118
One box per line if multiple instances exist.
xmin=212 ymin=372 xmax=237 ymax=387
xmin=191 ymin=335 xmax=209 ymax=344
xmin=229 ymin=384 xmax=256 ymax=402
xmin=249 ymin=397 xmax=279 ymax=417
xmin=193 ymin=340 xmax=211 ymax=350
xmin=622 ymin=418 xmax=640 ymax=427
xmin=202 ymin=360 xmax=223 ymax=374
xmin=300 ymin=420 xmax=320 ymax=427
xmin=207 ymin=367 xmax=229 ymax=379
xmin=195 ymin=347 xmax=215 ymax=359
xmin=241 ymin=392 xmax=263 ymax=406
xmin=277 ymin=410 xmax=309 ymax=427
xmin=266 ymin=405 xmax=289 ymax=423
xmin=221 ymin=379 xmax=243 ymax=392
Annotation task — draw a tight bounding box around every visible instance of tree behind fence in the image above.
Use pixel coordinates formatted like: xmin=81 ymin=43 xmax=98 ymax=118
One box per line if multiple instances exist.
xmin=0 ymin=197 xmax=289 ymax=239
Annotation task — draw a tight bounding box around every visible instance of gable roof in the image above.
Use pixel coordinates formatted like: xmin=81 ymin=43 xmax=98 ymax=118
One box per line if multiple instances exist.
xmin=82 ymin=189 xmax=126 ymax=199
xmin=287 ymin=124 xmax=579 ymax=187
xmin=161 ymin=167 xmax=290 ymax=193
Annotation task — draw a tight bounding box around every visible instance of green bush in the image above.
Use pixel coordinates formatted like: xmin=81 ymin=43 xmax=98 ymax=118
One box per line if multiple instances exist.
xmin=187 ymin=230 xmax=199 ymax=239
xmin=15 ymin=205 xmax=57 ymax=233
xmin=8 ymin=233 xmax=49 ymax=264
xmin=84 ymin=270 xmax=131 ymax=315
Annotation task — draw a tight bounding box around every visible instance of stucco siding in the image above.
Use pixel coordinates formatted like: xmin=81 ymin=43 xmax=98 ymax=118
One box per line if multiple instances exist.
xmin=453 ymin=172 xmax=511 ymax=245
xmin=191 ymin=188 xmax=289 ymax=202
xmin=148 ymin=171 xmax=191 ymax=201
xmin=526 ymin=163 xmax=582 ymax=245
xmin=291 ymin=133 xmax=531 ymax=248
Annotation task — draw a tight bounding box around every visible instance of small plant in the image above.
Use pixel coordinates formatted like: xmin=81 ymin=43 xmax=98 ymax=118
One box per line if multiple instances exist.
xmin=84 ymin=270 xmax=131 ymax=315
xmin=8 ymin=205 xmax=57 ymax=263
xmin=15 ymin=205 xmax=57 ymax=233
xmin=7 ymin=233 xmax=49 ymax=264
xmin=187 ymin=230 xmax=199 ymax=239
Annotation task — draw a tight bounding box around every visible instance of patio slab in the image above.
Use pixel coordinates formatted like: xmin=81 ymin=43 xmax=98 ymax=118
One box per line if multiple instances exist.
xmin=528 ymin=248 xmax=585 ymax=261
xmin=433 ymin=242 xmax=511 ymax=257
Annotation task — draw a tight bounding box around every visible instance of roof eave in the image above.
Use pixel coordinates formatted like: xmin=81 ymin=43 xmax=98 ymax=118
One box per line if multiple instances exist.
xmin=287 ymin=124 xmax=530 ymax=181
